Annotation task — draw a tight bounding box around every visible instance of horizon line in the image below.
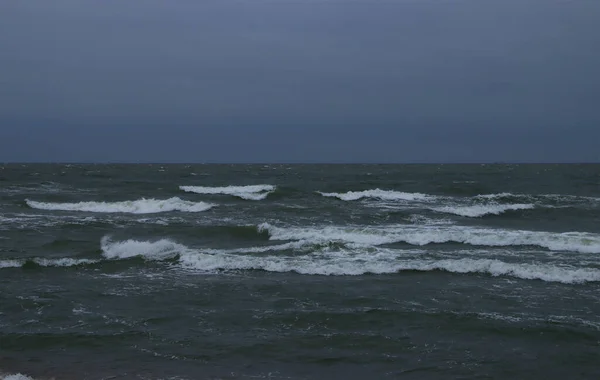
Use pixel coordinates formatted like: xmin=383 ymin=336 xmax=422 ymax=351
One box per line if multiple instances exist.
xmin=1 ymin=161 xmax=599 ymax=165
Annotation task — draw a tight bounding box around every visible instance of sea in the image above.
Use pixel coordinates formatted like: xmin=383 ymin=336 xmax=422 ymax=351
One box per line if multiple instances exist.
xmin=0 ymin=164 xmax=599 ymax=380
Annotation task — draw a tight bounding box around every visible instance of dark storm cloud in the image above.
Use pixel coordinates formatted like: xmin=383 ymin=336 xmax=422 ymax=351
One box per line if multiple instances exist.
xmin=1 ymin=0 xmax=599 ymax=162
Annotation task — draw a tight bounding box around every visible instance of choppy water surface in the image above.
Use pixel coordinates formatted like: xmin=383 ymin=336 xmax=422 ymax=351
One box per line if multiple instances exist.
xmin=1 ymin=164 xmax=599 ymax=379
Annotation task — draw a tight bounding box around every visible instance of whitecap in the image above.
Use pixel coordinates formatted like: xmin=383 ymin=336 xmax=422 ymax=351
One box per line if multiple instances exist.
xmin=431 ymin=203 xmax=535 ymax=217
xmin=0 ymin=260 xmax=22 ymax=268
xmin=180 ymin=184 xmax=275 ymax=200
xmin=98 ymin=237 xmax=600 ymax=283
xmin=101 ymin=236 xmax=188 ymax=260
xmin=179 ymin=252 xmax=600 ymax=283
xmin=34 ymin=258 xmax=98 ymax=267
xmin=1 ymin=375 xmax=36 ymax=380
xmin=0 ymin=258 xmax=98 ymax=269
xmin=26 ymin=197 xmax=214 ymax=214
xmin=318 ymin=189 xmax=431 ymax=202
xmin=476 ymin=193 xmax=600 ymax=202
xmin=258 ymin=223 xmax=600 ymax=254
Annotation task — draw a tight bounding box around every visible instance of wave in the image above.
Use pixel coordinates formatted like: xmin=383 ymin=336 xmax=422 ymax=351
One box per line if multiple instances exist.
xmin=101 ymin=236 xmax=188 ymax=260
xmin=25 ymin=197 xmax=214 ymax=214
xmin=98 ymin=238 xmax=600 ymax=283
xmin=258 ymin=223 xmax=600 ymax=254
xmin=179 ymin=185 xmax=275 ymax=200
xmin=476 ymin=193 xmax=600 ymax=203
xmin=182 ymin=252 xmax=600 ymax=283
xmin=0 ymin=258 xmax=98 ymax=269
xmin=100 ymin=236 xmax=311 ymax=261
xmin=4 ymin=235 xmax=597 ymax=283
xmin=318 ymin=189 xmax=432 ymax=202
xmin=2 ymin=182 xmax=64 ymax=195
xmin=431 ymin=203 xmax=535 ymax=217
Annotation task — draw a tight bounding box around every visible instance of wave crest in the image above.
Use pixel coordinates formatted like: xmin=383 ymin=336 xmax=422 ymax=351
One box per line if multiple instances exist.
xmin=5 ymin=235 xmax=599 ymax=283
xmin=258 ymin=223 xmax=600 ymax=254
xmin=0 ymin=258 xmax=98 ymax=269
xmin=26 ymin=197 xmax=214 ymax=214
xmin=318 ymin=189 xmax=431 ymax=202
xmin=98 ymin=237 xmax=600 ymax=283
xmin=476 ymin=193 xmax=600 ymax=203
xmin=101 ymin=236 xmax=187 ymax=260
xmin=431 ymin=203 xmax=535 ymax=217
xmin=179 ymin=185 xmax=275 ymax=200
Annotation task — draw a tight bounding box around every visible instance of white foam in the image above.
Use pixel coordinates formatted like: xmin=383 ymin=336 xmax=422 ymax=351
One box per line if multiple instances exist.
xmin=258 ymin=223 xmax=600 ymax=254
xmin=137 ymin=218 xmax=171 ymax=226
xmin=431 ymin=203 xmax=535 ymax=217
xmin=0 ymin=258 xmax=98 ymax=269
xmin=102 ymin=238 xmax=308 ymax=261
xmin=318 ymin=189 xmax=431 ymax=202
xmin=178 ymin=249 xmax=399 ymax=276
xmin=195 ymin=254 xmax=600 ymax=284
xmin=26 ymin=197 xmax=214 ymax=214
xmin=35 ymin=258 xmax=98 ymax=267
xmin=177 ymin=245 xmax=600 ymax=283
xmin=476 ymin=193 xmax=600 ymax=202
xmin=97 ymin=235 xmax=600 ymax=283
xmin=179 ymin=185 xmax=275 ymax=200
xmin=101 ymin=236 xmax=188 ymax=260
xmin=410 ymin=258 xmax=600 ymax=284
xmin=407 ymin=215 xmax=455 ymax=225
xmin=476 ymin=192 xmax=515 ymax=200
xmin=1 ymin=374 xmax=36 ymax=380
xmin=0 ymin=260 xmax=21 ymax=268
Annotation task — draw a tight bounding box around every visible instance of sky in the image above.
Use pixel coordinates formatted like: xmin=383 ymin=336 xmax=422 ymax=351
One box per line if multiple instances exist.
xmin=1 ymin=0 xmax=599 ymax=163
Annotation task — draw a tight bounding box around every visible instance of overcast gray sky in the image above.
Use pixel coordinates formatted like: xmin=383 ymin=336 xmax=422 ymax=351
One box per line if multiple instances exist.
xmin=1 ymin=0 xmax=599 ymax=163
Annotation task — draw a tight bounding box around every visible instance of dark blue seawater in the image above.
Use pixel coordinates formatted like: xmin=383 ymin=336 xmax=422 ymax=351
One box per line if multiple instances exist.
xmin=1 ymin=164 xmax=599 ymax=379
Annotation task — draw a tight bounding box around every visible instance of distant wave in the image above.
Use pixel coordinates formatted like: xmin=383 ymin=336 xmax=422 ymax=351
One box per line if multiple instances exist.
xmin=25 ymin=197 xmax=214 ymax=214
xmin=180 ymin=184 xmax=275 ymax=200
xmin=431 ymin=203 xmax=535 ymax=217
xmin=318 ymin=189 xmax=431 ymax=201
xmin=258 ymin=223 xmax=600 ymax=254
xmin=1 ymin=182 xmax=64 ymax=195
xmin=96 ymin=237 xmax=600 ymax=283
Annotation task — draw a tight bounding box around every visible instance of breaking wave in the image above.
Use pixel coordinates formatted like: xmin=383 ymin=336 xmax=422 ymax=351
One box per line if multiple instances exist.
xmin=96 ymin=237 xmax=600 ymax=283
xmin=258 ymin=223 xmax=600 ymax=254
xmin=6 ymin=232 xmax=599 ymax=283
xmin=25 ymin=197 xmax=214 ymax=214
xmin=100 ymin=236 xmax=188 ymax=260
xmin=431 ymin=203 xmax=535 ymax=217
xmin=318 ymin=189 xmax=431 ymax=202
xmin=179 ymin=184 xmax=275 ymax=200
